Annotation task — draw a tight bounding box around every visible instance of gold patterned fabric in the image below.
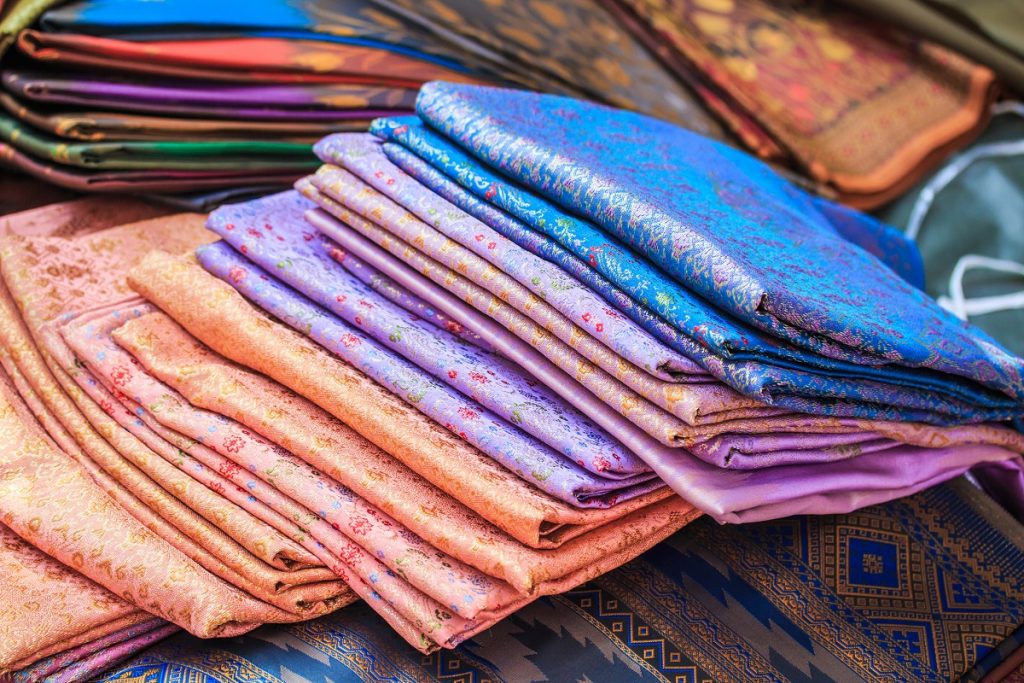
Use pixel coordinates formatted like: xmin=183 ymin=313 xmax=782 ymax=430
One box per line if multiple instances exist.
xmin=367 ymin=0 xmax=724 ymax=135
xmin=0 ymin=212 xmax=357 ymax=644
xmin=610 ymin=0 xmax=996 ymax=207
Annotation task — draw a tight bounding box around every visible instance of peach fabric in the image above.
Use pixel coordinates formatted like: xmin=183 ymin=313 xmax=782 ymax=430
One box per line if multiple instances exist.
xmin=0 ymin=521 xmax=157 ymax=674
xmin=63 ymin=301 xmax=527 ymax=651
xmin=114 ymin=307 xmax=693 ymax=593
xmin=112 ymin=311 xmax=695 ymax=652
xmin=0 ymin=215 xmax=353 ymax=616
xmin=128 ymin=250 xmax=681 ymax=548
xmin=0 ymin=370 xmax=327 ymax=638
xmin=0 ymin=196 xmax=169 ymax=238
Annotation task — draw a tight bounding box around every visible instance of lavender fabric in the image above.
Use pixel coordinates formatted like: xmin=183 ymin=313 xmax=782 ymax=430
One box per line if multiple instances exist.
xmin=302 ymin=204 xmax=1024 ymax=523
xmin=335 ymin=247 xmax=495 ymax=353
xmin=314 ymin=133 xmax=708 ymax=383
xmin=201 ymin=195 xmax=665 ymax=504
xmin=370 ymin=110 xmax=1024 ymax=425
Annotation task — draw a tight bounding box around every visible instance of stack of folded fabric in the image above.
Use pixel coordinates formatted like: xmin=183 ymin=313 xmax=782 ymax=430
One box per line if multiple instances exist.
xmin=0 ymin=0 xmax=726 ymax=208
xmin=289 ymin=82 xmax=1024 ymax=525
xmin=93 ymin=479 xmax=1024 ymax=682
xmin=2 ymin=80 xmax=1024 ymax=680
xmin=604 ymin=0 xmax=1000 ymax=208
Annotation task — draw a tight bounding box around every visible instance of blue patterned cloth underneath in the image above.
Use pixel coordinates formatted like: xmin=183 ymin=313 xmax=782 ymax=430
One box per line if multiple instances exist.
xmin=95 ymin=480 xmax=1024 ymax=682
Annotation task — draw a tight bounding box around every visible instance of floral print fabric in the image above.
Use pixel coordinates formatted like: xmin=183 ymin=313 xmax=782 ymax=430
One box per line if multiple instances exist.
xmin=127 ymin=250 xmax=682 ymax=547
xmin=372 ymin=84 xmax=1024 ymax=426
xmin=206 ymin=190 xmax=656 ymax=483
xmin=300 ymin=203 xmax=1024 ymax=523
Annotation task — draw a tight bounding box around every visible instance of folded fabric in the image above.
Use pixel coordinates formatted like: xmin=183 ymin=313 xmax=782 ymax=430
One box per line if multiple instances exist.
xmin=318 ymin=136 xmax=709 ymax=383
xmin=376 ymin=83 xmax=1024 ymax=425
xmin=114 ymin=310 xmax=692 ymax=596
xmin=300 ymin=204 xmax=1024 ymax=522
xmin=127 ymin=250 xmax=682 ymax=545
xmin=16 ymin=30 xmax=481 ymax=87
xmin=3 ymin=71 xmax=406 ymax=122
xmin=65 ymin=304 xmax=526 ymax=651
xmin=0 ymin=111 xmax=317 ymax=171
xmin=0 ymin=361 xmax=325 ymax=639
xmin=0 ymin=141 xmax=307 ymax=192
xmin=0 ymin=215 xmax=352 ymax=615
xmin=0 ymin=521 xmax=162 ymax=676
xmin=0 ymin=92 xmax=360 ymax=142
xmin=310 ymin=135 xmax=1024 ymax=471
xmin=364 ymin=0 xmax=724 ymax=134
xmin=333 ymin=245 xmax=493 ymax=352
xmin=301 ymin=169 xmax=766 ymax=443
xmin=296 ymin=167 xmax=1024 ymax=461
xmin=60 ymin=306 xmax=333 ymax=574
xmin=879 ymin=108 xmax=1024 ymax=359
xmin=608 ymin=0 xmax=996 ymax=207
xmin=374 ymin=117 xmax=994 ymax=423
xmin=38 ymin=0 xmax=496 ymax=75
xmin=74 ymin=304 xmax=694 ymax=651
xmin=95 ymin=479 xmax=1024 ymax=683
xmin=207 ymin=191 xmax=655 ymax=483
xmin=10 ymin=619 xmax=179 ymax=683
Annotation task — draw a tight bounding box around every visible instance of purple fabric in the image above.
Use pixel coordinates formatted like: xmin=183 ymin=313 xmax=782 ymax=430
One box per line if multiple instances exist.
xmin=314 ymin=134 xmax=708 ymax=382
xmin=301 ymin=204 xmax=1024 ymax=523
xmin=334 ymin=247 xmax=495 ymax=353
xmin=12 ymin=620 xmax=176 ymax=683
xmin=4 ymin=71 xmax=402 ymax=121
xmin=202 ymin=193 xmax=664 ymax=502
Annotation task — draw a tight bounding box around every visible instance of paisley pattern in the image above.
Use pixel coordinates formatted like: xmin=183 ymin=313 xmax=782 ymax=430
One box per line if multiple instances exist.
xmin=372 ymin=83 xmax=1024 ymax=425
xmin=127 ymin=250 xmax=688 ymax=546
xmin=206 ymin=190 xmax=655 ymax=482
xmin=300 ymin=202 xmax=1024 ymax=524
xmin=196 ymin=239 xmax=661 ymax=507
xmin=95 ymin=479 xmax=1024 ymax=683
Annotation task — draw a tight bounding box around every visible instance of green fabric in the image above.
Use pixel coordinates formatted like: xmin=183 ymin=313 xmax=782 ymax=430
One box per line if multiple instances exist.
xmin=878 ymin=111 xmax=1024 ymax=358
xmin=0 ymin=0 xmax=62 ymax=56
xmin=929 ymin=0 xmax=1024 ymax=61
xmin=0 ymin=114 xmax=318 ymax=170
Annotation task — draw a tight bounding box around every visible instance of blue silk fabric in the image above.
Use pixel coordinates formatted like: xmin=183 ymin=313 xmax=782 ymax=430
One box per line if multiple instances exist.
xmin=369 ymin=83 xmax=1024 ymax=426
xmin=95 ymin=480 xmax=1024 ymax=682
xmin=38 ymin=0 xmax=475 ymax=71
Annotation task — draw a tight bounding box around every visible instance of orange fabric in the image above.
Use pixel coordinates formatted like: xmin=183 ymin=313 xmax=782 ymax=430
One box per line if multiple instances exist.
xmin=128 ymin=251 xmax=682 ymax=549
xmin=0 ymin=215 xmax=352 ymax=617
xmin=614 ymin=0 xmax=996 ymax=207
